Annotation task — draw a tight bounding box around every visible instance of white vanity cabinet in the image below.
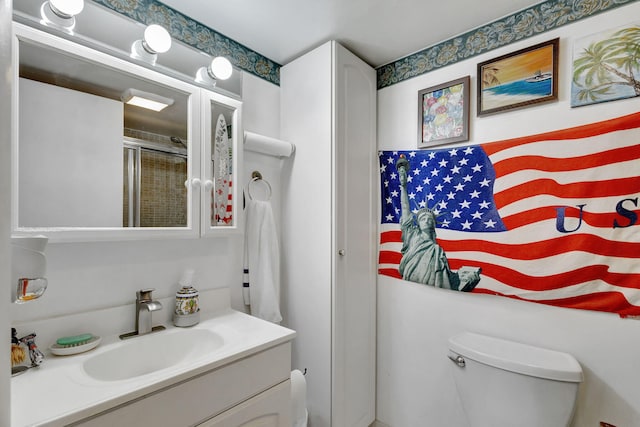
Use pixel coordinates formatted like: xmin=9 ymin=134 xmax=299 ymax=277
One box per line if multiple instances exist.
xmin=71 ymin=343 xmax=291 ymax=427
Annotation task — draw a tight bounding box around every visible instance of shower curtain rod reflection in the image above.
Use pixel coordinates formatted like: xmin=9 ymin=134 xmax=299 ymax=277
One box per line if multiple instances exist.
xmin=124 ymin=136 xmax=187 ymax=157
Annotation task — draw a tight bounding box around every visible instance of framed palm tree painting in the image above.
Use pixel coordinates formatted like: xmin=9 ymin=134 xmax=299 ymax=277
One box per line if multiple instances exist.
xmin=572 ymin=23 xmax=640 ymax=107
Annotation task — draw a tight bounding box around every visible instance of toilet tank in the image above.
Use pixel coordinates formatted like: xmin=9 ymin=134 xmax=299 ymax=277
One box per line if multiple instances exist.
xmin=448 ymin=332 xmax=583 ymax=427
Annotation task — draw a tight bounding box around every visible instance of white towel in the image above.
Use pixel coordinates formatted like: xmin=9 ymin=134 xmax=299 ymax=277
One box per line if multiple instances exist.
xmin=243 ymin=198 xmax=282 ymax=323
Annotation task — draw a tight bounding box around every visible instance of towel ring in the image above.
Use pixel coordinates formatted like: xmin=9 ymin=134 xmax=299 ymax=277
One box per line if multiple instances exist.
xmin=247 ymin=172 xmax=272 ymax=201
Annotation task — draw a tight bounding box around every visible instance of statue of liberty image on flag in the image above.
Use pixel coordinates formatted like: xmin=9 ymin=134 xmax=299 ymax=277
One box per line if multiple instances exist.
xmin=379 ymin=112 xmax=640 ymax=317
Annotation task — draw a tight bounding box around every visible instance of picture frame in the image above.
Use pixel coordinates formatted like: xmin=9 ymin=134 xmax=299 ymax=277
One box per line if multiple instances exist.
xmin=418 ymin=76 xmax=470 ymax=148
xmin=477 ymin=38 xmax=559 ymax=116
xmin=571 ymin=23 xmax=640 ymax=107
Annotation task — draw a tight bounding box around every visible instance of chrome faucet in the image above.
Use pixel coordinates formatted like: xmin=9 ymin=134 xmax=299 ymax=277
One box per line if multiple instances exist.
xmin=120 ymin=288 xmax=165 ymax=340
xmin=136 ymin=288 xmax=163 ymax=335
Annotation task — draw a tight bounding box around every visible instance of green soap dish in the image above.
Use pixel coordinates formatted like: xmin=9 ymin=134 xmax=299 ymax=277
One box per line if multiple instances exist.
xmin=50 ymin=334 xmax=101 ymax=356
xmin=56 ymin=333 xmax=94 ymax=347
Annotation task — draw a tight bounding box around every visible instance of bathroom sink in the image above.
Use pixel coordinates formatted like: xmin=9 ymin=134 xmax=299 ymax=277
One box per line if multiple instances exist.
xmin=12 ymin=288 xmax=297 ymax=427
xmin=83 ymin=328 xmax=224 ymax=381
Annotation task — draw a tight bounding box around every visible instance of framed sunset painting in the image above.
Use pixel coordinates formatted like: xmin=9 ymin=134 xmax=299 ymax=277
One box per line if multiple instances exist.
xmin=477 ymin=38 xmax=559 ymax=116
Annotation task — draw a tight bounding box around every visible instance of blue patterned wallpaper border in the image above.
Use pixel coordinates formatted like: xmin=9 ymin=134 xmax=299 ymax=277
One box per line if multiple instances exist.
xmin=92 ymin=0 xmax=638 ymax=89
xmin=91 ymin=0 xmax=281 ymax=85
xmin=377 ymin=0 xmax=640 ymax=89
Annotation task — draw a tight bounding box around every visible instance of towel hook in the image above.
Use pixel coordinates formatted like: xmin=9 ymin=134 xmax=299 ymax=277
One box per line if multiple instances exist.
xmin=247 ymin=170 xmax=272 ymax=201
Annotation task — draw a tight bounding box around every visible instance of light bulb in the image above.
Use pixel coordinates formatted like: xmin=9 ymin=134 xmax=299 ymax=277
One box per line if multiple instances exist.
xmin=143 ymin=24 xmax=171 ymax=54
xmin=210 ymin=57 xmax=233 ymax=80
xmin=49 ymin=0 xmax=84 ymax=17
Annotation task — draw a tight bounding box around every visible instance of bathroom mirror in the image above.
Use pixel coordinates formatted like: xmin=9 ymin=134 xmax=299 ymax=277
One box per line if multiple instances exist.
xmin=11 ymin=23 xmax=209 ymax=241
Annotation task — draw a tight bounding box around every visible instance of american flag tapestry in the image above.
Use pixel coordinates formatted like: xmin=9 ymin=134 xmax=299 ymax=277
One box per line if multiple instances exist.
xmin=378 ymin=112 xmax=640 ymax=317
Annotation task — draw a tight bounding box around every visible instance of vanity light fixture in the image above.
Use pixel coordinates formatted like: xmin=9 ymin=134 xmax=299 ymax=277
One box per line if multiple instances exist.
xmin=130 ymin=24 xmax=172 ymax=65
xmin=121 ymin=88 xmax=174 ymax=112
xmin=195 ymin=56 xmax=233 ymax=87
xmin=40 ymin=0 xmax=84 ymax=32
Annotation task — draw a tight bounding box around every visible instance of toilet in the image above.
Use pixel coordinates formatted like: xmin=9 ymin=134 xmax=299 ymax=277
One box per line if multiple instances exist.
xmin=448 ymin=332 xmax=583 ymax=427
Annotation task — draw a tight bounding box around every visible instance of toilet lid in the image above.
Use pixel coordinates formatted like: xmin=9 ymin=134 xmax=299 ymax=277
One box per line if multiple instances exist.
xmin=449 ymin=332 xmax=583 ymax=382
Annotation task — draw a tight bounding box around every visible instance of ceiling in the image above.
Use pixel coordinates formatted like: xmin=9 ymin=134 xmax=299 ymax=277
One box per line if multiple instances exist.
xmin=158 ymin=0 xmax=544 ymax=67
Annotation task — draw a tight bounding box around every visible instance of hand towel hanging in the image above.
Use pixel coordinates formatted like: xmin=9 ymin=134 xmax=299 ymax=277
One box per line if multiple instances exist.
xmin=243 ymin=179 xmax=282 ymax=323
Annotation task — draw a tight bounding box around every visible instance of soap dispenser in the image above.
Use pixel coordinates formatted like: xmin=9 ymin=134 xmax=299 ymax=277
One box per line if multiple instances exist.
xmin=11 ymin=235 xmax=49 ymax=303
xmin=173 ymin=269 xmax=200 ymax=327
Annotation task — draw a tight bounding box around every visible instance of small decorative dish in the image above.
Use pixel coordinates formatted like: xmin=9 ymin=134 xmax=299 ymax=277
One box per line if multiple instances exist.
xmin=50 ymin=335 xmax=102 ymax=356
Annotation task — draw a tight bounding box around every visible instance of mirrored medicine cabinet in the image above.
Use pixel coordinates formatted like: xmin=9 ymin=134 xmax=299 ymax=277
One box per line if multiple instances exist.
xmin=11 ymin=23 xmax=243 ymax=242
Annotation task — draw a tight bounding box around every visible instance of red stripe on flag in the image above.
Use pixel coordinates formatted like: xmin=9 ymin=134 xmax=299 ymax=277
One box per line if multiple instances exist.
xmin=453 ymin=261 xmax=640 ymax=291
xmin=378 ymin=250 xmax=403 ymax=264
xmin=494 ymin=176 xmax=640 ymax=207
xmin=482 ymin=111 xmax=640 ymax=156
xmin=440 ymin=234 xmax=640 ymax=260
xmin=380 ymin=230 xmax=402 ymax=244
xmin=472 ymin=288 xmax=640 ymax=317
xmin=493 ymin=144 xmax=640 ymax=175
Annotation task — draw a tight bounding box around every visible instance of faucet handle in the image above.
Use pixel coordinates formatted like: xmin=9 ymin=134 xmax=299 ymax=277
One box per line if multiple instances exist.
xmin=137 ymin=288 xmax=156 ymax=301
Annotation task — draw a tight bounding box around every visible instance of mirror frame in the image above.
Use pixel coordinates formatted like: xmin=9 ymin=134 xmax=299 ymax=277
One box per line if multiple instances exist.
xmin=11 ymin=23 xmax=214 ymax=242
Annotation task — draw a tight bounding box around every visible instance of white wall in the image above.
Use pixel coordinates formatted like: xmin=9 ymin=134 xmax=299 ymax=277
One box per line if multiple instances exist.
xmin=1 ymin=0 xmax=13 ymax=426
xmin=241 ymin=72 xmax=287 ymax=234
xmin=10 ymin=72 xmax=280 ymax=331
xmin=376 ymin=4 xmax=640 ymax=427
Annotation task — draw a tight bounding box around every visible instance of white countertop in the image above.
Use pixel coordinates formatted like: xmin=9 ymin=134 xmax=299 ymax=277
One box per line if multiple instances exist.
xmin=11 ymin=306 xmax=295 ymax=427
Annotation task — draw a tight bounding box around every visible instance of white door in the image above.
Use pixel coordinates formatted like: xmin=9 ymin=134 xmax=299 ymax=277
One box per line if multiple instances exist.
xmin=331 ymin=41 xmax=377 ymax=427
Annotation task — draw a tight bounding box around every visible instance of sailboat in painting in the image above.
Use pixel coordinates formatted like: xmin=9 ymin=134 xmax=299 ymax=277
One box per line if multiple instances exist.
xmin=477 ymin=38 xmax=558 ymax=115
xmin=525 ymin=70 xmax=552 ymax=83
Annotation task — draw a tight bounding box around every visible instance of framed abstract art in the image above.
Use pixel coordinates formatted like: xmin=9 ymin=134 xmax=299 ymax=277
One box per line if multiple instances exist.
xmin=418 ymin=76 xmax=470 ymax=148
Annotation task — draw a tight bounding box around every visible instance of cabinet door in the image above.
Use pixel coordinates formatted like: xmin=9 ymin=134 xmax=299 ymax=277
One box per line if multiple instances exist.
xmin=280 ymin=40 xmax=377 ymax=427
xmin=201 ymin=90 xmax=243 ymax=236
xmin=197 ymin=380 xmax=291 ymax=427
xmin=331 ymin=41 xmax=377 ymax=427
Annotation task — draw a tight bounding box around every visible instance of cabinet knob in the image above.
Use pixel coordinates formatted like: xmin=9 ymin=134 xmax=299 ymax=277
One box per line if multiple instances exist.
xmin=338 ymin=249 xmax=346 ymax=256
xmin=204 ymin=179 xmax=214 ymax=190
xmin=184 ymin=178 xmax=202 ymax=189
